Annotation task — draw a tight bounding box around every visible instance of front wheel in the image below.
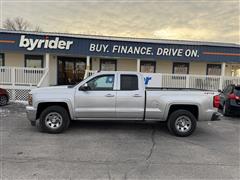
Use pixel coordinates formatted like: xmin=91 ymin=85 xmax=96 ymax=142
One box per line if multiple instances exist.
xmin=37 ymin=106 xmax=70 ymax=133
xmin=167 ymin=110 xmax=197 ymax=137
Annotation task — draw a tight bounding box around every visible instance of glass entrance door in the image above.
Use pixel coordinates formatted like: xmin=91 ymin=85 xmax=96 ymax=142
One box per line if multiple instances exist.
xmin=58 ymin=57 xmax=86 ymax=85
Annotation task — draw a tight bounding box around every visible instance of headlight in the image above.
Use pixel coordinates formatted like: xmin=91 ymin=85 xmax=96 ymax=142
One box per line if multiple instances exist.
xmin=28 ymin=94 xmax=32 ymax=106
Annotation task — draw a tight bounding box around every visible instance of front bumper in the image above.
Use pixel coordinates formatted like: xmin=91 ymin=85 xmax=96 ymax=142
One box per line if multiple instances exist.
xmin=211 ymin=112 xmax=222 ymax=121
xmin=26 ymin=106 xmax=37 ymax=122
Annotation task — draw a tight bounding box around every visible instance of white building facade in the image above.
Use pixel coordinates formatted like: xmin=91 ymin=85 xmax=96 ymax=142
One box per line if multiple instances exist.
xmin=0 ymin=30 xmax=240 ymax=101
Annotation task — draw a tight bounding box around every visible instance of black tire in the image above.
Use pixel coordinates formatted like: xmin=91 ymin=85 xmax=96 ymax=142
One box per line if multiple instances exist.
xmin=0 ymin=95 xmax=8 ymax=106
xmin=37 ymin=106 xmax=70 ymax=133
xmin=167 ymin=110 xmax=197 ymax=137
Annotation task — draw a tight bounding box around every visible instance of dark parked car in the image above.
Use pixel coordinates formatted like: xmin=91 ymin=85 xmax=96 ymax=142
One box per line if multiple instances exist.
xmin=219 ymin=84 xmax=240 ymax=116
xmin=0 ymin=88 xmax=9 ymax=106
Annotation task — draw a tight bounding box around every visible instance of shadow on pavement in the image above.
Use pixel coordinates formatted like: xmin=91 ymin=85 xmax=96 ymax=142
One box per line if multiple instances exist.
xmin=69 ymin=120 xmax=169 ymax=133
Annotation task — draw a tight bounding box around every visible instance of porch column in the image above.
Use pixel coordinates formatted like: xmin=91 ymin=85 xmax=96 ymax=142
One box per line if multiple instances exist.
xmin=45 ymin=53 xmax=50 ymax=69
xmin=44 ymin=53 xmax=50 ymax=87
xmin=219 ymin=62 xmax=226 ymax=90
xmin=86 ymin=56 xmax=91 ymax=70
xmin=137 ymin=59 xmax=141 ymax=72
xmin=221 ymin=63 xmax=226 ymax=76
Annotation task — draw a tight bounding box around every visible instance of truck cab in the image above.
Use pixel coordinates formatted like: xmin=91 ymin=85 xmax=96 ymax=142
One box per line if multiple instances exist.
xmin=75 ymin=72 xmax=145 ymax=120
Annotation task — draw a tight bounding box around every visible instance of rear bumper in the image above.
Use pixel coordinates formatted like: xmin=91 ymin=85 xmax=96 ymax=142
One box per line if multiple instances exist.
xmin=26 ymin=106 xmax=37 ymax=122
xmin=229 ymin=100 xmax=240 ymax=110
xmin=211 ymin=112 xmax=222 ymax=121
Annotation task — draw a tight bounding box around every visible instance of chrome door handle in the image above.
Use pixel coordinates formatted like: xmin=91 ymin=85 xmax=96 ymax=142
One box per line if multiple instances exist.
xmin=133 ymin=94 xmax=142 ymax=97
xmin=105 ymin=94 xmax=115 ymax=97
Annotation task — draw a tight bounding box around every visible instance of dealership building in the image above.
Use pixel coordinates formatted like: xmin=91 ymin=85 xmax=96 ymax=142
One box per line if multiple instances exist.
xmin=0 ymin=29 xmax=239 ymax=101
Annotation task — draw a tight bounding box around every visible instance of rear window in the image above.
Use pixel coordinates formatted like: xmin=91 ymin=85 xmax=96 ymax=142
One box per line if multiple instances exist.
xmin=120 ymin=75 xmax=138 ymax=90
xmin=234 ymin=87 xmax=240 ymax=96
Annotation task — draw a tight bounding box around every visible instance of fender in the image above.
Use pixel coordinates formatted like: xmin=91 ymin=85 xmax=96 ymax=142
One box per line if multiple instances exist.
xmin=35 ymin=99 xmax=74 ymax=120
xmin=163 ymin=102 xmax=201 ymax=120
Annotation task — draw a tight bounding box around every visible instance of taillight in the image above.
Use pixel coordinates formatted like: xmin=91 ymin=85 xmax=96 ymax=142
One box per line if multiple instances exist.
xmin=213 ymin=95 xmax=220 ymax=108
xmin=228 ymin=93 xmax=239 ymax=100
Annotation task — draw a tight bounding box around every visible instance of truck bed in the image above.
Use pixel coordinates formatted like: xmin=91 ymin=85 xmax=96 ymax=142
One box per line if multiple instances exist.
xmin=146 ymin=87 xmax=212 ymax=91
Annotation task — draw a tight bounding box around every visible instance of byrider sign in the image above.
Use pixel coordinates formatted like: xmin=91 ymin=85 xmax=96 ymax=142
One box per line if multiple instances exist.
xmin=2 ymin=32 xmax=235 ymax=62
xmin=89 ymin=43 xmax=200 ymax=58
xmin=19 ymin=35 xmax=73 ymax=51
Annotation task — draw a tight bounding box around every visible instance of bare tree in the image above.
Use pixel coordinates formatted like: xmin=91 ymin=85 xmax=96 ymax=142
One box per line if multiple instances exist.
xmin=3 ymin=17 xmax=42 ymax=32
xmin=34 ymin=25 xmax=43 ymax=32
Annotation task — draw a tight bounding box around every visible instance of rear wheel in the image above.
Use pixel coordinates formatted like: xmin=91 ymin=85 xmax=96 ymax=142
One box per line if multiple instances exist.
xmin=37 ymin=106 xmax=70 ymax=133
xmin=0 ymin=95 xmax=8 ymax=106
xmin=167 ymin=110 xmax=197 ymax=137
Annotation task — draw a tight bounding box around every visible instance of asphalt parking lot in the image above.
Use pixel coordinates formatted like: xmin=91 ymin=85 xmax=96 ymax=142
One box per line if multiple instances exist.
xmin=0 ymin=103 xmax=240 ymax=180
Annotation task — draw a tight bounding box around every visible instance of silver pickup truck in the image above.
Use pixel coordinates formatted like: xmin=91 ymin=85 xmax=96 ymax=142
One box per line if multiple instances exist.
xmin=26 ymin=71 xmax=221 ymax=136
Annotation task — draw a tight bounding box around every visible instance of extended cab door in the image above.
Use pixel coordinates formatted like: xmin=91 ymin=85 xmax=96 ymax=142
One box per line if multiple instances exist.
xmin=116 ymin=73 xmax=145 ymax=120
xmin=74 ymin=74 xmax=116 ymax=119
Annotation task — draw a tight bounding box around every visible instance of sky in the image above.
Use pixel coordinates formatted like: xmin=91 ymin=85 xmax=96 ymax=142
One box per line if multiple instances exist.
xmin=0 ymin=0 xmax=239 ymax=44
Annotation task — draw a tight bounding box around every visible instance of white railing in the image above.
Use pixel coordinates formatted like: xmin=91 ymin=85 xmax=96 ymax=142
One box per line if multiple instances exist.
xmin=189 ymin=75 xmax=221 ymax=90
xmin=162 ymin=74 xmax=187 ymax=88
xmin=37 ymin=69 xmax=49 ymax=87
xmin=0 ymin=66 xmax=46 ymax=102
xmin=222 ymin=76 xmax=240 ymax=88
xmin=15 ymin=67 xmax=46 ymax=86
xmin=0 ymin=66 xmax=12 ymax=84
xmin=84 ymin=70 xmax=240 ymax=91
xmin=0 ymin=66 xmax=46 ymax=86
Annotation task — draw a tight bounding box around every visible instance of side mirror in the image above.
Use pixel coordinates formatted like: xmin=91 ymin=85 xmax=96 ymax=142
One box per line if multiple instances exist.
xmin=217 ymin=89 xmax=222 ymax=93
xmin=79 ymin=83 xmax=90 ymax=91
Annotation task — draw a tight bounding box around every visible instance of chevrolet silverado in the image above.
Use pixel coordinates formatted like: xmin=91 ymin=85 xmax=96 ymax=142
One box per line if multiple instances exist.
xmin=26 ymin=71 xmax=221 ymax=136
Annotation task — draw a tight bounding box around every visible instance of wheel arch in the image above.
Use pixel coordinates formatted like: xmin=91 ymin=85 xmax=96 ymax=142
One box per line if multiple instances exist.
xmin=165 ymin=104 xmax=199 ymax=121
xmin=36 ymin=101 xmax=73 ymax=120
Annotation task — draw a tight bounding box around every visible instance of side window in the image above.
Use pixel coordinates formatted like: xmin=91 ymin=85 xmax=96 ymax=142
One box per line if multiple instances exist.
xmin=121 ymin=75 xmax=138 ymax=91
xmin=222 ymin=86 xmax=228 ymax=94
xmin=223 ymin=86 xmax=233 ymax=95
xmin=234 ymin=87 xmax=240 ymax=96
xmin=87 ymin=75 xmax=114 ymax=91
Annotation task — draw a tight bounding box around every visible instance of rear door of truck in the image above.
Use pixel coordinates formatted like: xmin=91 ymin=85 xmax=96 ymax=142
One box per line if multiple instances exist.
xmin=116 ymin=73 xmax=145 ymax=120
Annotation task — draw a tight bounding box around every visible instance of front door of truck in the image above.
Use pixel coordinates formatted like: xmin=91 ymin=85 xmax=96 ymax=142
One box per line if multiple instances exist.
xmin=75 ymin=74 xmax=116 ymax=119
xmin=116 ymin=74 xmax=145 ymax=120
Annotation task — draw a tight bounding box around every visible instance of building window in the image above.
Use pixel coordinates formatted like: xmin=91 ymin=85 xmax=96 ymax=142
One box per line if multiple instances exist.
xmin=25 ymin=55 xmax=43 ymax=68
xmin=172 ymin=62 xmax=189 ymax=74
xmin=206 ymin=64 xmax=221 ymax=76
xmin=0 ymin=53 xmax=4 ymax=66
xmin=100 ymin=59 xmax=117 ymax=71
xmin=140 ymin=61 xmax=156 ymax=73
